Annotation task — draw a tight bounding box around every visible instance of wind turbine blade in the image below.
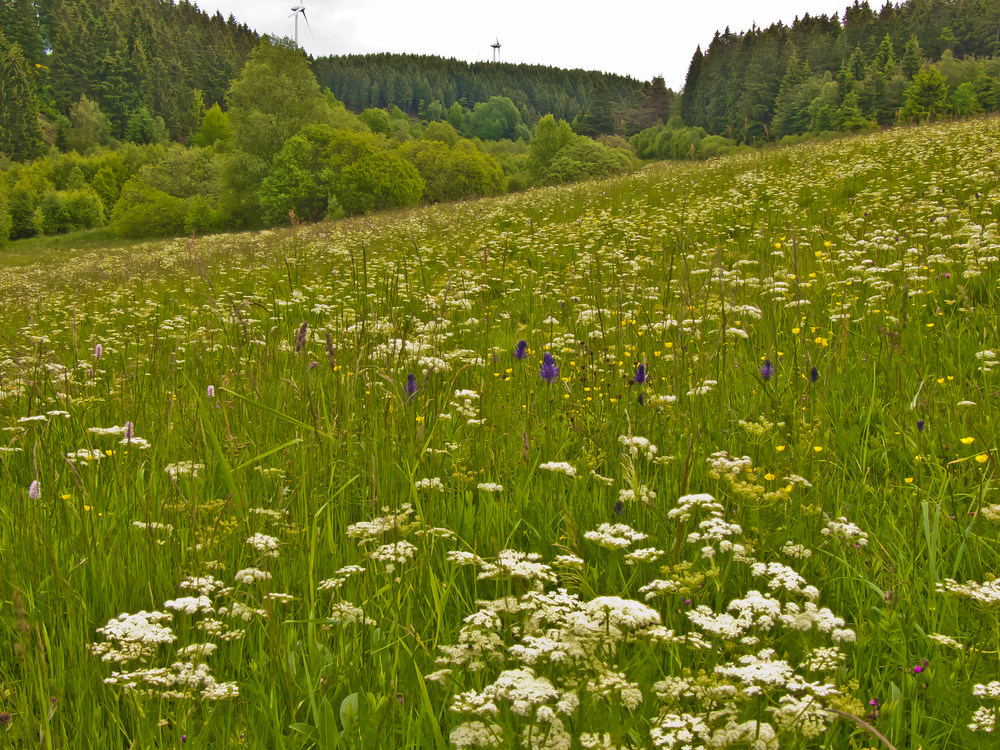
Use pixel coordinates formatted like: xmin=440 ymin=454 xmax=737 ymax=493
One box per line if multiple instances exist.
xmin=302 ymin=9 xmax=314 ymax=38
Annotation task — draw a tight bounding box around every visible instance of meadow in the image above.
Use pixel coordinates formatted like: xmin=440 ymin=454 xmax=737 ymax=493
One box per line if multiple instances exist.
xmin=1 ymin=115 xmax=998 ymax=749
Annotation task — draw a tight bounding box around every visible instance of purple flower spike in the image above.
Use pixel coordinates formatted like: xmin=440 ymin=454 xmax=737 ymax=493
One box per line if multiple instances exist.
xmin=406 ymin=373 xmax=417 ymax=400
xmin=632 ymin=363 xmax=648 ymax=385
xmin=29 ymin=480 xmax=40 ymax=500
xmin=760 ymin=358 xmax=775 ymax=382
xmin=513 ymin=340 xmax=528 ymax=360
xmin=539 ymin=352 xmax=559 ymax=384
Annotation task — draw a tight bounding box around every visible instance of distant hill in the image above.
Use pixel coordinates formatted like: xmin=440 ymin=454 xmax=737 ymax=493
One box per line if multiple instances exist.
xmin=312 ymin=53 xmax=648 ymax=125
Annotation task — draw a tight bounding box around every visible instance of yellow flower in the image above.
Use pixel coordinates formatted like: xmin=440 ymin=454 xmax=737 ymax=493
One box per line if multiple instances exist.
xmin=665 ymin=342 xmax=674 ymax=349
xmin=813 ymin=446 xmax=823 ymax=453
xmin=61 ymin=494 xmax=71 ymax=500
xmin=905 ymin=477 xmax=914 ymax=484
xmin=961 ymin=437 xmax=975 ymax=445
xmin=792 ymin=327 xmax=800 ymax=334
xmin=415 ymin=415 xmax=425 ymax=423
xmin=764 ymin=473 xmax=776 ymax=481
xmin=83 ymin=505 xmax=92 ymax=511
xmin=776 ymin=445 xmax=786 ymax=452
xmin=975 ymin=454 xmax=989 ymax=464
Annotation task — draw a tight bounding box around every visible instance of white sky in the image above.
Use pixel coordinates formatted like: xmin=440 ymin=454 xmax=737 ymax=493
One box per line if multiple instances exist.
xmin=197 ymin=1 xmax=851 ymax=90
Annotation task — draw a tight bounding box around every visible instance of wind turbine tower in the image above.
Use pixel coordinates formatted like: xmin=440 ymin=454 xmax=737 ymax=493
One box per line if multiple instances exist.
xmin=491 ymin=38 xmax=501 ymax=62
xmin=290 ymin=5 xmax=312 ymax=47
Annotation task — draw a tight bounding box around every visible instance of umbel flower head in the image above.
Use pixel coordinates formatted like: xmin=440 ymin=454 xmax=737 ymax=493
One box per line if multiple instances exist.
xmin=539 ymin=352 xmax=559 ymax=384
xmin=513 ymin=340 xmax=528 ymax=360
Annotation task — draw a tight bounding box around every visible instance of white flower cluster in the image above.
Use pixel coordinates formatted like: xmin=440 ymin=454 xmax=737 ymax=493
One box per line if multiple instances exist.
xmin=478 ymin=550 xmax=557 ymax=584
xmin=584 ymin=523 xmax=648 ymax=550
xmin=538 ymin=461 xmax=577 ymax=476
xmin=369 ymin=540 xmax=417 ymax=574
xmin=90 ymin=611 xmax=176 ymax=663
xmin=103 ymin=660 xmax=239 ymax=701
xmin=415 ymin=476 xmax=445 ymax=491
xmin=318 ymin=564 xmax=365 ymax=591
xmin=937 ymin=578 xmax=1000 ymax=605
xmin=234 ymin=568 xmax=271 ymax=585
xmin=345 ymin=504 xmax=419 ymax=544
xmin=618 ymin=435 xmax=658 ymax=459
xmin=617 ymin=486 xmax=657 ymax=505
xmin=246 ymin=533 xmax=280 ymax=557
xmin=821 ymin=516 xmax=868 ymax=547
xmin=164 ymin=461 xmax=204 ymax=479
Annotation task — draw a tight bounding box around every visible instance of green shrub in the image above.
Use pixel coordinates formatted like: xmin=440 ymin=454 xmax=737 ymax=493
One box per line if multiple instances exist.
xmin=109 ymin=179 xmax=187 ymax=239
xmin=0 ymin=183 xmax=10 ymax=245
xmin=401 ymin=140 xmax=504 ymax=203
xmin=334 ymin=150 xmax=424 ymax=215
xmin=63 ymin=187 xmax=106 ymax=230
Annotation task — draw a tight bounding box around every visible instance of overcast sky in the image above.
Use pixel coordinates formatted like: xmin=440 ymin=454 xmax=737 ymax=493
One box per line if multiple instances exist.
xmin=198 ymin=1 xmax=850 ymax=90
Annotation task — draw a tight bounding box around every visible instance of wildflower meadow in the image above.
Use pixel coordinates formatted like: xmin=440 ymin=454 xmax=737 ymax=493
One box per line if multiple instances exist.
xmin=1 ymin=116 xmax=999 ymax=749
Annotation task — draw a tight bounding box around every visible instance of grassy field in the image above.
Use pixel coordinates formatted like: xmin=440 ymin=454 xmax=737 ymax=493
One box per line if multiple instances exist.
xmin=1 ymin=116 xmax=999 ymax=749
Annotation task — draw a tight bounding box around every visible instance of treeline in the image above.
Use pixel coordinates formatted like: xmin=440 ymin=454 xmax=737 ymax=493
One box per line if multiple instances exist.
xmin=682 ymin=0 xmax=1000 ymax=141
xmin=312 ymin=53 xmax=649 ymax=129
xmin=0 ymin=39 xmax=640 ymax=245
xmin=0 ymin=0 xmax=258 ymax=158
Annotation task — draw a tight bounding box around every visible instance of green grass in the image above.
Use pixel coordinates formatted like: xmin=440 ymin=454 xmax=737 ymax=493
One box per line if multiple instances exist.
xmin=1 ymin=116 xmax=999 ymax=749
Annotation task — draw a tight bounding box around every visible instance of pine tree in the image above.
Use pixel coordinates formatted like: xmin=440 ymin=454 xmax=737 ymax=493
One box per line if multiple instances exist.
xmin=0 ymin=32 xmax=44 ymax=160
xmin=902 ymin=34 xmax=924 ymax=79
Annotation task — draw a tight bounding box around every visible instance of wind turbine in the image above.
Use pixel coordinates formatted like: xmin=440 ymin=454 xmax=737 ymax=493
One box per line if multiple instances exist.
xmin=491 ymin=37 xmax=501 ymax=62
xmin=289 ymin=5 xmax=312 ymax=48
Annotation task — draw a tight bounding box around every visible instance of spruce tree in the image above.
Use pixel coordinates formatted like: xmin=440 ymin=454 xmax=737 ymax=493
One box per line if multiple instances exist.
xmin=0 ymin=33 xmax=44 ymax=160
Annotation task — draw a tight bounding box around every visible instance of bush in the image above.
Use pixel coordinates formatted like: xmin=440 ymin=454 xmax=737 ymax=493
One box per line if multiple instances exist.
xmin=334 ymin=150 xmax=424 ymax=215
xmin=184 ymin=196 xmax=220 ymax=235
xmin=401 ymin=140 xmax=505 ymax=203
xmin=63 ymin=187 xmax=105 ymax=230
xmin=109 ymin=179 xmax=187 ymax=239
xmin=541 ymin=136 xmax=633 ymax=185
xmin=0 ymin=184 xmax=10 ymax=246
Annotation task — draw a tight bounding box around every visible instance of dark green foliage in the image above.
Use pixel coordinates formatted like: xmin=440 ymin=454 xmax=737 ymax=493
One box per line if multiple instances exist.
xmin=901 ymin=66 xmax=950 ymax=121
xmin=124 ymin=107 xmax=165 ymax=145
xmin=469 ymin=97 xmax=524 ymax=141
xmin=334 ymin=150 xmax=424 ymax=215
xmin=313 ymin=52 xmax=645 ymax=126
xmin=0 ymin=32 xmax=44 ymax=161
xmin=683 ymin=0 xmax=1000 ymax=140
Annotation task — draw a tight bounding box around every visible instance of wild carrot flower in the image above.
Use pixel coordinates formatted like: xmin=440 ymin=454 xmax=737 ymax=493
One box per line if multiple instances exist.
xmin=539 ymin=352 xmax=559 ymax=383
